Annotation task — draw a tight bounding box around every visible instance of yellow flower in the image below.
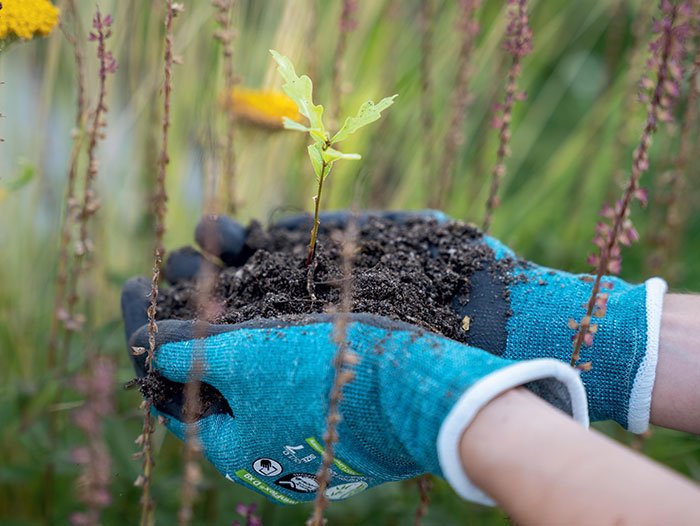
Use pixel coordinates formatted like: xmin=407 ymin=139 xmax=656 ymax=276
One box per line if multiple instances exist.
xmin=0 ymin=0 xmax=59 ymax=41
xmin=226 ymin=87 xmax=304 ymax=129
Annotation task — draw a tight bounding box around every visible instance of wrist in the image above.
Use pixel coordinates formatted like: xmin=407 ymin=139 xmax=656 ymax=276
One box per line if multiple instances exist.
xmin=436 ymin=359 xmax=588 ymax=505
xmin=458 ymin=387 xmax=542 ymax=499
xmin=461 ymin=383 xmax=700 ymax=525
xmin=650 ymin=293 xmax=700 ymax=434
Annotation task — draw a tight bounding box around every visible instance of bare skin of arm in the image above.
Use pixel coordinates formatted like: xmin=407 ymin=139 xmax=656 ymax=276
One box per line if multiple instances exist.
xmin=461 ymin=388 xmax=700 ymax=526
xmin=651 ymin=293 xmax=700 ymax=433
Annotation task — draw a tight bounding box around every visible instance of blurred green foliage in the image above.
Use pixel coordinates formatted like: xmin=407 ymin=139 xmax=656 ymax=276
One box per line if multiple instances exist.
xmin=0 ymin=0 xmax=698 ymax=524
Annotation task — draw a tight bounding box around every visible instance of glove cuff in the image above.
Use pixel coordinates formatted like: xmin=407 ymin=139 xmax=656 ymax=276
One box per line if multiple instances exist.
xmin=436 ymin=359 xmax=589 ymax=506
xmin=626 ymin=277 xmax=667 ymax=433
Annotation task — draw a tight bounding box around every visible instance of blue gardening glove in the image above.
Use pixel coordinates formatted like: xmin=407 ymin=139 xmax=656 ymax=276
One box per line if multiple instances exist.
xmin=122 ymin=276 xmax=587 ymax=506
xmin=267 ymin=210 xmax=667 ymax=433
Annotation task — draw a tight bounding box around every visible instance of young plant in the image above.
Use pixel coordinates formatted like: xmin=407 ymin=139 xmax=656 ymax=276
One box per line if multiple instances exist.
xmin=270 ymin=50 xmax=396 ymax=266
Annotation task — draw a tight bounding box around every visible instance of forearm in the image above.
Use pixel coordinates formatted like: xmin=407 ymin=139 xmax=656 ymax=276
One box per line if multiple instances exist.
xmin=651 ymin=293 xmax=700 ymax=433
xmin=461 ymin=388 xmax=700 ymax=526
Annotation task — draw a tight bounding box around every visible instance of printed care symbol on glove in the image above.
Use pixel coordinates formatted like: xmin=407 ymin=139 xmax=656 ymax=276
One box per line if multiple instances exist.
xmin=283 ymin=444 xmax=317 ymax=464
xmin=274 ymin=473 xmax=319 ymax=493
xmin=325 ymin=481 xmax=369 ymax=501
xmin=252 ymin=458 xmax=283 ymax=477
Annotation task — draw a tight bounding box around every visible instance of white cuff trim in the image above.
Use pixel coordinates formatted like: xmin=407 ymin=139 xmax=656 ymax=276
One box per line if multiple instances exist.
xmin=627 ymin=277 xmax=667 ymax=434
xmin=436 ymin=359 xmax=589 ymax=506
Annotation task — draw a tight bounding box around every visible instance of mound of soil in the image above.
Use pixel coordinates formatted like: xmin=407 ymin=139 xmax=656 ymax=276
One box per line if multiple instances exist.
xmin=157 ymin=216 xmax=512 ymax=343
xmin=146 ymin=216 xmax=517 ymax=418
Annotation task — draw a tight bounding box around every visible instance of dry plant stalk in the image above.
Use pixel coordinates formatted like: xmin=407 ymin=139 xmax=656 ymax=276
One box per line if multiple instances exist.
xmin=414 ymin=474 xmax=433 ymax=526
xmin=44 ymin=1 xmax=89 ymax=511
xmin=420 ymin=0 xmax=434 ymax=185
xmin=138 ymin=3 xmax=183 ymax=524
xmin=0 ymin=80 xmax=3 ymax=142
xmin=177 ymin=224 xmax=221 ymax=526
xmin=308 ymin=221 xmax=360 ymax=526
xmin=331 ymin=0 xmax=359 ymax=126
xmin=48 ymin=0 xmax=87 ymax=370
xmin=58 ymin=7 xmax=117 ymax=360
xmin=570 ymin=0 xmax=689 ymax=367
xmin=430 ymin=0 xmax=481 ymax=209
xmin=70 ymin=357 xmax=116 ymax=526
xmin=482 ymin=0 xmax=532 ymax=232
xmin=178 ymin=371 xmax=204 ymax=526
xmin=178 ymin=13 xmax=233 ymax=513
xmin=609 ymin=1 xmax=656 ymax=186
xmin=212 ymin=0 xmax=238 ymax=214
xmin=648 ymin=16 xmax=700 ymax=277
xmin=62 ymin=0 xmax=87 ymax=126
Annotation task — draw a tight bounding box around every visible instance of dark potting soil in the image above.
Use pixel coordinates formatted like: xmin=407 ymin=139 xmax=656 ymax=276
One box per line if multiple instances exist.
xmin=145 ymin=216 xmax=517 ymax=418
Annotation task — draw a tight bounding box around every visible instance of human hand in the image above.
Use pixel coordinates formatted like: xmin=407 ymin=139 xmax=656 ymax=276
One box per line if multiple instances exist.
xmin=120 ymin=214 xmax=587 ymax=505
xmin=269 ymin=210 xmax=667 ymax=433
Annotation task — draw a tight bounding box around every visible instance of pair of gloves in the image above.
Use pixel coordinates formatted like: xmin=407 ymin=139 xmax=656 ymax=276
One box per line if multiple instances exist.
xmin=121 ymin=211 xmax=666 ymax=506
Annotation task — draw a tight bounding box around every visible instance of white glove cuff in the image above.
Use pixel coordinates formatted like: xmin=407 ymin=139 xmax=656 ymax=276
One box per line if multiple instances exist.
xmin=436 ymin=359 xmax=589 ymax=506
xmin=626 ymin=277 xmax=667 ymax=433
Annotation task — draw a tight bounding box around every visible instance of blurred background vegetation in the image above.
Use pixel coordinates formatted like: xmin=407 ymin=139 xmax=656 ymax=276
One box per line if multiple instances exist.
xmin=0 ymin=0 xmax=699 ymax=524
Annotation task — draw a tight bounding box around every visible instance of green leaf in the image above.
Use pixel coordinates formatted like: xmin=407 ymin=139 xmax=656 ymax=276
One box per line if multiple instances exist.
xmin=331 ymin=95 xmax=398 ymax=144
xmin=282 ymin=118 xmax=311 ymax=132
xmin=308 ymin=128 xmax=328 ymax=144
xmin=322 ymin=147 xmax=361 ymax=163
xmin=307 ymin=143 xmax=324 ymax=180
xmin=270 ymin=50 xmax=325 ymax=136
xmin=7 ymin=161 xmax=36 ymax=191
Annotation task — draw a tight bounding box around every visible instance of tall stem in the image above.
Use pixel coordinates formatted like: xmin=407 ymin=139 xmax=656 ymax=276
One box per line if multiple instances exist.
xmin=482 ymin=55 xmax=519 ymax=233
xmin=140 ymin=2 xmax=179 ymax=524
xmin=570 ymin=1 xmax=683 ymax=367
xmin=309 ymin=220 xmax=357 ymax=526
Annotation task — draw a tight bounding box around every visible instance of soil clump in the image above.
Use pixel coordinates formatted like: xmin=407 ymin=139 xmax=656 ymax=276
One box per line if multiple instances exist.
xmin=157 ymin=216 xmax=512 ymax=343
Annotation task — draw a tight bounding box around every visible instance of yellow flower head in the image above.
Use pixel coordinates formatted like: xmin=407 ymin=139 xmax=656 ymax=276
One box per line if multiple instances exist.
xmin=226 ymin=86 xmax=304 ymax=129
xmin=0 ymin=0 xmax=59 ymax=41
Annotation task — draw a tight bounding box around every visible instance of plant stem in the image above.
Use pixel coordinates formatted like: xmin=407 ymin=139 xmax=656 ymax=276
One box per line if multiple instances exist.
xmin=309 ymin=221 xmax=358 ymax=526
xmin=140 ymin=2 xmax=179 ymax=524
xmin=138 ymin=407 xmax=155 ymax=526
xmin=59 ymin=6 xmax=114 ymax=362
xmin=306 ymin=162 xmax=329 ymax=266
xmin=49 ymin=0 xmax=86 ymax=371
xmin=331 ymin=0 xmax=358 ymax=127
xmin=570 ymin=1 xmax=683 ymax=367
xmin=178 ymin=224 xmax=219 ymax=526
xmin=213 ymin=0 xmax=237 ymax=214
xmin=178 ymin=372 xmax=203 ymax=526
xmin=431 ymin=0 xmax=481 ymax=209
xmin=414 ymin=474 xmax=433 ymax=526
xmin=420 ymin=0 xmax=434 ymax=185
xmin=648 ymin=33 xmax=700 ymax=278
xmin=482 ymin=0 xmax=532 ymax=233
